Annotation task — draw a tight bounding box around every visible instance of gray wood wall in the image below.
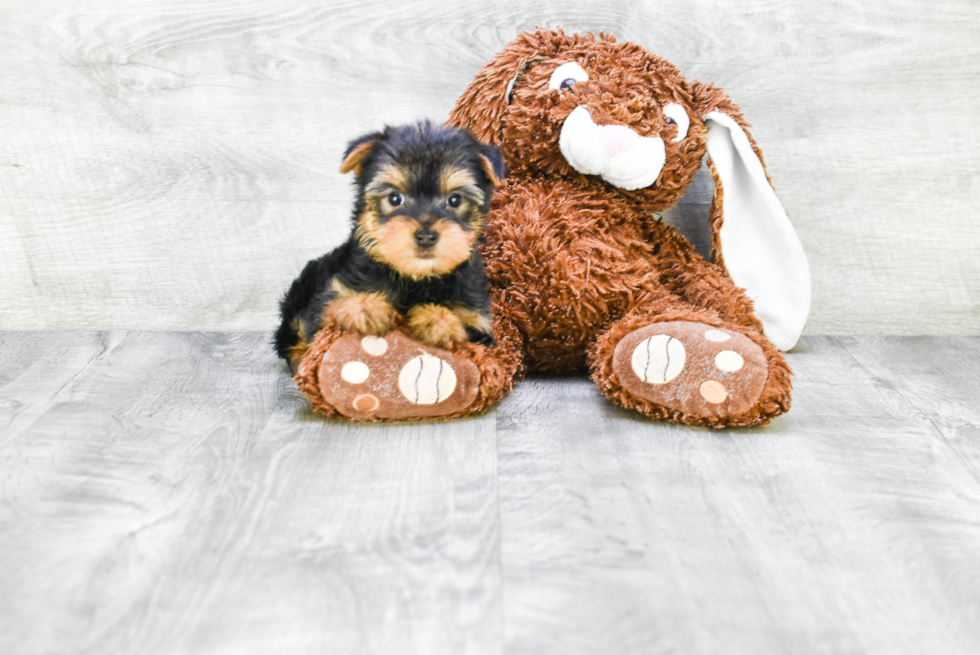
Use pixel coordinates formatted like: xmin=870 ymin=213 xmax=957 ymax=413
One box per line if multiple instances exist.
xmin=1 ymin=0 xmax=978 ymax=335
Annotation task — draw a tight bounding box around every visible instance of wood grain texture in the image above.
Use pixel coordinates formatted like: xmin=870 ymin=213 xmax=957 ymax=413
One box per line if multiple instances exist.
xmin=0 ymin=0 xmax=978 ymax=334
xmin=1 ymin=332 xmax=979 ymax=654
xmin=496 ymin=337 xmax=980 ymax=655
xmin=0 ymin=331 xmax=501 ymax=655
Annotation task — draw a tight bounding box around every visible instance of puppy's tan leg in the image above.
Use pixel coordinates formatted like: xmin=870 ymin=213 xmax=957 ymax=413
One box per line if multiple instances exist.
xmin=451 ymin=306 xmax=493 ymax=334
xmin=322 ymin=281 xmax=396 ymax=336
xmin=406 ymin=304 xmax=468 ymax=347
xmin=286 ymin=318 xmax=311 ymax=373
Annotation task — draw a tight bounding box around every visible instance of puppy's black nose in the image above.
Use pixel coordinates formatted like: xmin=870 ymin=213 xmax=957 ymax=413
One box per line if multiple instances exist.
xmin=414 ymin=228 xmax=439 ymax=247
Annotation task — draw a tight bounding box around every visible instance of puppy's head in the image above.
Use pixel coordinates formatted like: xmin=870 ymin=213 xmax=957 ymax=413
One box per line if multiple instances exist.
xmin=340 ymin=121 xmax=507 ymax=280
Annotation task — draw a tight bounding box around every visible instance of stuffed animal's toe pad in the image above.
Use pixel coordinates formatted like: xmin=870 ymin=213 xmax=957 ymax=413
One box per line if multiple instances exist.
xmin=317 ymin=332 xmax=481 ymax=420
xmin=612 ymin=321 xmax=768 ymax=419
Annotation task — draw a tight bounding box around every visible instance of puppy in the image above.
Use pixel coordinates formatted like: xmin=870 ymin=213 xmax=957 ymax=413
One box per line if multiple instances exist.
xmin=274 ymin=121 xmax=507 ymax=370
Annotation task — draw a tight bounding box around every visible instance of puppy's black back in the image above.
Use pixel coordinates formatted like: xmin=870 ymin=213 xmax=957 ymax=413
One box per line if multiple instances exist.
xmin=273 ymin=240 xmax=351 ymax=360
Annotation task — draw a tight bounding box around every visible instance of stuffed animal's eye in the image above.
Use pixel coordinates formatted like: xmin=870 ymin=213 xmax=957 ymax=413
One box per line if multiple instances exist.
xmin=662 ymin=103 xmax=690 ymax=142
xmin=388 ymin=191 xmax=403 ymax=206
xmin=447 ymin=193 xmax=462 ymax=208
xmin=549 ymin=62 xmax=589 ymax=92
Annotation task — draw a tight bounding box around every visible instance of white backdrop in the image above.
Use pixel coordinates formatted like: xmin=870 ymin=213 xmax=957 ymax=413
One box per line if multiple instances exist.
xmin=1 ymin=0 xmax=978 ymax=334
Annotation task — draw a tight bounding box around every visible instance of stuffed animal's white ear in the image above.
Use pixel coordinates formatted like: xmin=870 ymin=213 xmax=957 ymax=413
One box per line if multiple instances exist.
xmin=704 ymin=112 xmax=811 ymax=351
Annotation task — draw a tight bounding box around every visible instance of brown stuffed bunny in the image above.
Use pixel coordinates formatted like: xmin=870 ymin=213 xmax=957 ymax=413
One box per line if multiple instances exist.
xmin=294 ymin=28 xmax=811 ymax=427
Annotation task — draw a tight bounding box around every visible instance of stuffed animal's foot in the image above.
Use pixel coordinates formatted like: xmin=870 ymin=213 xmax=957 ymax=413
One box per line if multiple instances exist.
xmin=312 ymin=331 xmax=482 ymax=421
xmin=609 ymin=321 xmax=769 ymax=422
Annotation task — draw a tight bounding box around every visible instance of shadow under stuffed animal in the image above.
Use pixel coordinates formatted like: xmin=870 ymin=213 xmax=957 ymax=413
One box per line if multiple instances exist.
xmin=294 ymin=28 xmax=811 ymax=427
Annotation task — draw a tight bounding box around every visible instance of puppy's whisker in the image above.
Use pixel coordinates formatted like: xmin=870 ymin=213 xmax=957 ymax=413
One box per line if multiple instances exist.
xmin=354 ymin=209 xmax=384 ymax=257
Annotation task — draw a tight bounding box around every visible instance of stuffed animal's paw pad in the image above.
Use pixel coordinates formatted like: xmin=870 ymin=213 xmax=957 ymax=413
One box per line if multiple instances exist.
xmin=316 ymin=332 xmax=481 ymax=420
xmin=612 ymin=321 xmax=769 ymax=419
xmin=629 ymin=334 xmax=686 ymax=383
xmin=397 ymin=354 xmax=458 ymax=405
xmin=360 ymin=336 xmax=389 ymax=356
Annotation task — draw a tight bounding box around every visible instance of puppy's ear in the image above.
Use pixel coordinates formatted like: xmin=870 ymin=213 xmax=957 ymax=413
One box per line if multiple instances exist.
xmin=477 ymin=144 xmax=508 ymax=187
xmin=340 ymin=132 xmax=383 ymax=175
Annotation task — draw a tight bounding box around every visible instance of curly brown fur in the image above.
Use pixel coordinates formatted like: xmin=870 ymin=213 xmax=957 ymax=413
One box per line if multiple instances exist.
xmin=294 ymin=29 xmax=796 ymax=427
xmin=443 ymin=28 xmax=794 ymax=426
xmin=275 ymin=121 xmax=507 ymax=364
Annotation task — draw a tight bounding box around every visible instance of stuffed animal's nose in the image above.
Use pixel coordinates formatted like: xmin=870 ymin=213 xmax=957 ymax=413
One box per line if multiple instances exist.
xmin=414 ymin=228 xmax=439 ymax=247
xmin=600 ymin=125 xmax=640 ymax=157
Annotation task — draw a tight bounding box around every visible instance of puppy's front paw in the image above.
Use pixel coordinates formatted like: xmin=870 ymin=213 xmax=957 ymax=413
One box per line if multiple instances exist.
xmin=406 ymin=304 xmax=468 ymax=347
xmin=324 ymin=292 xmax=396 ymax=336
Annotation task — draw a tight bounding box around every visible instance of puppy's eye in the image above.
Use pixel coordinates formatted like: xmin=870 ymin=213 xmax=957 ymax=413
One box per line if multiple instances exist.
xmin=388 ymin=191 xmax=403 ymax=206
xmin=447 ymin=193 xmax=462 ymax=208
xmin=662 ymin=103 xmax=690 ymax=142
xmin=549 ymin=62 xmax=589 ymax=92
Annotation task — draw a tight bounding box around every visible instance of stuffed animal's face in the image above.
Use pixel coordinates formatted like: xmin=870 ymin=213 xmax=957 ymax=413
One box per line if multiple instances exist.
xmin=448 ymin=29 xmax=813 ymax=353
xmin=450 ymin=30 xmax=720 ymax=209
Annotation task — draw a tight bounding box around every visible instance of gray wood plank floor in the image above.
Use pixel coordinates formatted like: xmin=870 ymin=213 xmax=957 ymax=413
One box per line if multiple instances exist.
xmin=1 ymin=332 xmax=978 ymax=655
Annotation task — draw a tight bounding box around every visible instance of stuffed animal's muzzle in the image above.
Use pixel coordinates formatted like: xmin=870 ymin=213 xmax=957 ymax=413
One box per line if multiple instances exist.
xmin=558 ymin=106 xmax=666 ymax=191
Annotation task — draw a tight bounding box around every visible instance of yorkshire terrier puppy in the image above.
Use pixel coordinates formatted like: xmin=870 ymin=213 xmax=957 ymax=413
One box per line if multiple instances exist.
xmin=274 ymin=121 xmax=507 ymax=370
